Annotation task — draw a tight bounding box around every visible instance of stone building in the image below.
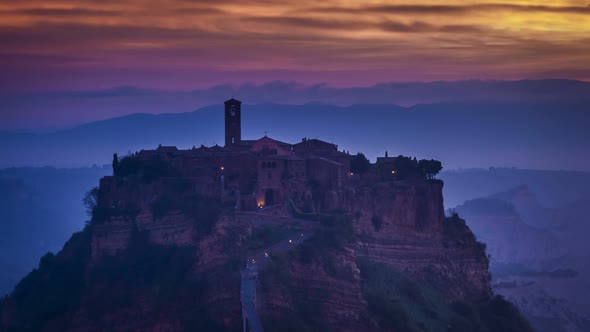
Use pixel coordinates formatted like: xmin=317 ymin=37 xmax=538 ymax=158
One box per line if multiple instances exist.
xmin=128 ymin=98 xmax=351 ymax=212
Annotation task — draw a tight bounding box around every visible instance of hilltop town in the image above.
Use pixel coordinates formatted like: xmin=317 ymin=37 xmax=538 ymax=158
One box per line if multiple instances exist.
xmin=102 ymin=98 xmax=441 ymax=214
xmin=0 ymin=99 xmax=532 ymax=332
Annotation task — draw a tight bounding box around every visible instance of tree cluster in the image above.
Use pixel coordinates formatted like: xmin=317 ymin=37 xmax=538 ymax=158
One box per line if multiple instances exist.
xmin=418 ymin=159 xmax=443 ymax=180
xmin=350 ymin=153 xmax=370 ymax=174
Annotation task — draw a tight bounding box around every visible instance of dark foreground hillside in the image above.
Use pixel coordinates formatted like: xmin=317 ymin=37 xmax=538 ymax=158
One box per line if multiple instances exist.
xmin=0 ymin=211 xmax=533 ymax=332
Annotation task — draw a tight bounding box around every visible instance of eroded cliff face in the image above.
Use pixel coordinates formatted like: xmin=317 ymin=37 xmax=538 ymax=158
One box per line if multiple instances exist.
xmin=259 ymin=246 xmax=370 ymax=332
xmin=1 ymin=174 xmax=499 ymax=331
xmin=1 ymin=189 xmax=248 ymax=331
xmin=87 ymin=213 xmax=248 ymax=331
xmin=90 ymin=211 xmax=197 ymax=262
xmin=256 ymin=179 xmax=493 ymax=331
xmin=347 ymin=179 xmax=491 ymax=300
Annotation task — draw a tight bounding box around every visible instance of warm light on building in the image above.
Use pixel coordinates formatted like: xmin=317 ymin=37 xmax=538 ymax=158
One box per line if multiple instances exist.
xmin=257 ymin=201 xmax=265 ymax=208
xmin=220 ymin=166 xmax=225 ymax=170
xmin=391 ymin=170 xmax=397 ymax=174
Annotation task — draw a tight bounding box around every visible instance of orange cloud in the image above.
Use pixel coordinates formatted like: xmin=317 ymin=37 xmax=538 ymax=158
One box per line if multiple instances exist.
xmin=0 ymin=0 xmax=589 ymax=91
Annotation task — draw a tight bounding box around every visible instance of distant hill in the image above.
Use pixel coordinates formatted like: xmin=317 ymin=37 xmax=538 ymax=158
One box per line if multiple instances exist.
xmin=453 ymin=185 xmax=590 ymax=332
xmin=3 ymin=79 xmax=590 ymax=130
xmin=1 ymin=101 xmax=589 ymax=171
xmin=440 ymin=168 xmax=590 ymax=209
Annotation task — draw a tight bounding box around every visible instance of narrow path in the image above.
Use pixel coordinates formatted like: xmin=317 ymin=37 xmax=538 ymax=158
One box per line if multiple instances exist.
xmin=240 ymin=229 xmax=314 ymax=332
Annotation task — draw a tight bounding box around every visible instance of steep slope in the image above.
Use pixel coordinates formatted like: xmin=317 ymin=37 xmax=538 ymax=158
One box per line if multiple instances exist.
xmin=0 ymin=165 xmax=532 ymax=331
xmin=255 ymin=180 xmax=530 ymax=331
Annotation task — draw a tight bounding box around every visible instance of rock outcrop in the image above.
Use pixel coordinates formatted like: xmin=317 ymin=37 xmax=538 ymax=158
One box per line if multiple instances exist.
xmin=0 ymin=171 xmax=528 ymax=332
xmin=348 ymin=179 xmax=491 ymax=299
xmin=259 ymin=245 xmax=369 ymax=331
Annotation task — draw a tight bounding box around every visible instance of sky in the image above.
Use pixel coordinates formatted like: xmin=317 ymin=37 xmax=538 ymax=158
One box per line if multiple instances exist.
xmin=1 ymin=0 xmax=590 ymax=92
xmin=1 ymin=0 xmax=589 ymax=172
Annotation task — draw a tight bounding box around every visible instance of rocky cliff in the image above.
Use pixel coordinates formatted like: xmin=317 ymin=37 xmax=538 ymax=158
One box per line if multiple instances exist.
xmin=0 ymin=170 xmax=531 ymax=331
xmin=347 ymin=179 xmax=491 ymax=300
xmin=256 ymin=179 xmax=504 ymax=332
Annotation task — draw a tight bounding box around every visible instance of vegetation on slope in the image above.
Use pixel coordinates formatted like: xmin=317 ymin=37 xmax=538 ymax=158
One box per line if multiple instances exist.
xmin=1 ymin=230 xmax=90 ymax=332
xmin=258 ymin=210 xmax=356 ymax=331
xmin=0 ymin=224 xmax=234 ymax=331
xmin=258 ymin=209 xmax=533 ymax=332
xmin=443 ymin=212 xmax=490 ymax=268
xmin=358 ymin=258 xmax=450 ymax=332
xmin=358 ymin=259 xmax=534 ymax=332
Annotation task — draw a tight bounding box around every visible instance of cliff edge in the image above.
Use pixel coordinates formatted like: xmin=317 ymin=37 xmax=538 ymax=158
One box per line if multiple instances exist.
xmin=0 ymin=155 xmax=532 ymax=332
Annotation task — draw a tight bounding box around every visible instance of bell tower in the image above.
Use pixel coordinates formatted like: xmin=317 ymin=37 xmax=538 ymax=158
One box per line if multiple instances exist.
xmin=224 ymin=98 xmax=241 ymax=147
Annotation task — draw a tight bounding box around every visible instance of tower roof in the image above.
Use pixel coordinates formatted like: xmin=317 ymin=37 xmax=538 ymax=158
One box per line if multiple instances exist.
xmin=224 ymin=98 xmax=241 ymax=104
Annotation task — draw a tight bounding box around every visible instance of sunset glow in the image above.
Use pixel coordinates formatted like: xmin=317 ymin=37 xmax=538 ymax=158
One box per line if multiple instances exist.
xmin=1 ymin=0 xmax=589 ymax=91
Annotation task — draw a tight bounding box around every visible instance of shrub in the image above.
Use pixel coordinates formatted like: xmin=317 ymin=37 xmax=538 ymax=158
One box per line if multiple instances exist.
xmin=350 ymin=153 xmax=370 ymax=174
xmin=371 ymin=215 xmax=382 ymax=231
xmin=82 ymin=187 xmax=99 ymax=217
xmin=392 ymin=155 xmax=420 ymax=179
xmin=418 ymin=159 xmax=443 ymax=180
xmin=112 ymin=153 xmax=119 ymax=176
